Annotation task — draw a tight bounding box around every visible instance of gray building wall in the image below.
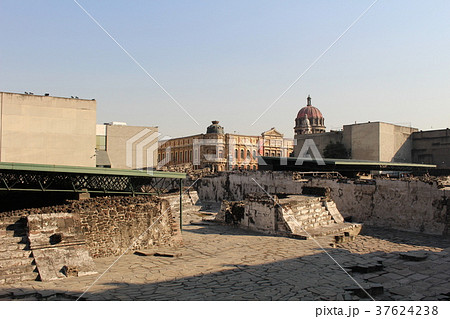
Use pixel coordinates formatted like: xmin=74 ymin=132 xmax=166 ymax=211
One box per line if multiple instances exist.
xmin=294 ymin=131 xmax=344 ymax=157
xmin=343 ymin=122 xmax=380 ymax=161
xmin=99 ymin=124 xmax=159 ymax=169
xmin=0 ymin=92 xmax=96 ymax=167
xmin=295 ymin=121 xmax=417 ymax=163
xmin=412 ymin=129 xmax=450 ymax=169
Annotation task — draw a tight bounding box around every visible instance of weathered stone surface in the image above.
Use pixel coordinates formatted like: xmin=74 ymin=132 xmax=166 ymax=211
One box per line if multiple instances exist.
xmin=345 ymin=283 xmax=384 ymax=298
xmin=197 ymin=171 xmax=450 ymax=235
xmin=32 ymin=246 xmax=96 ymax=281
xmin=216 ymin=193 xmax=360 ymax=240
xmin=348 ymin=262 xmax=384 ymax=273
xmin=399 ymin=251 xmax=429 ymax=261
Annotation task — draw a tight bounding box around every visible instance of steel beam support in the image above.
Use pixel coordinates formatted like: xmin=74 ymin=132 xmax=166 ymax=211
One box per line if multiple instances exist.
xmin=179 ymin=178 xmax=183 ymax=232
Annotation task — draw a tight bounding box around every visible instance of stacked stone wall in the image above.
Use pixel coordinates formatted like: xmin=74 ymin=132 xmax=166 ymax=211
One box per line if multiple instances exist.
xmin=197 ymin=171 xmax=450 ymax=235
xmin=0 ymin=195 xmax=181 ymax=258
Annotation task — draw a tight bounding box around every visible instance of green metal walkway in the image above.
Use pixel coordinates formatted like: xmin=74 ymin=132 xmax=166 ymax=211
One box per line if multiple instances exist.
xmin=0 ymin=162 xmax=186 ymax=195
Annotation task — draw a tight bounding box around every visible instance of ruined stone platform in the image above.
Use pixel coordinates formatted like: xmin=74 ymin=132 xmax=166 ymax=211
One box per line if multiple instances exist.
xmin=217 ymin=193 xmax=361 ymax=242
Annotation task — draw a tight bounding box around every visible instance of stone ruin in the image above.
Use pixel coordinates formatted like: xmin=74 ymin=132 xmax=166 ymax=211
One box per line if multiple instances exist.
xmin=215 ymin=187 xmax=362 ymax=242
xmin=0 ymin=193 xmax=198 ymax=285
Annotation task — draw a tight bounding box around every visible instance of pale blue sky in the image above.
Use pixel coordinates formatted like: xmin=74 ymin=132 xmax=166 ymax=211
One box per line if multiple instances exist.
xmin=1 ymin=1 xmax=449 ymax=138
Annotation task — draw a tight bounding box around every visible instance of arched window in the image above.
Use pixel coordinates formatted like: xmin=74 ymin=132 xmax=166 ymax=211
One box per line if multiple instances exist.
xmin=235 ymin=149 xmax=238 ymax=160
xmin=240 ymin=149 xmax=244 ymax=159
xmin=247 ymin=150 xmax=250 ymax=159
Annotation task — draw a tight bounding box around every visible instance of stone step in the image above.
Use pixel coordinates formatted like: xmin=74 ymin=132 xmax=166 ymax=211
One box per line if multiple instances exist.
xmin=292 ymin=223 xmax=362 ymax=239
xmin=0 ymin=264 xmax=36 ymax=277
xmin=292 ymin=210 xmax=327 ymax=217
xmin=290 ymin=211 xmax=330 ymax=221
xmin=0 ymin=271 xmax=38 ymax=285
xmin=0 ymin=230 xmax=27 ymax=238
xmin=293 ymin=203 xmax=324 ymax=211
xmin=0 ymin=242 xmax=28 ymax=252
xmin=0 ymin=236 xmax=27 ymax=245
xmin=0 ymin=249 xmax=32 ymax=260
xmin=302 ymin=220 xmax=335 ymax=230
xmin=289 ymin=215 xmax=332 ymax=226
xmin=0 ymin=256 xmax=34 ymax=269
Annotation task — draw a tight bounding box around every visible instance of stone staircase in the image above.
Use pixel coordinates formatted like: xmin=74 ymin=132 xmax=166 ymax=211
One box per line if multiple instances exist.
xmin=0 ymin=217 xmax=38 ymax=284
xmin=277 ymin=195 xmax=362 ymax=240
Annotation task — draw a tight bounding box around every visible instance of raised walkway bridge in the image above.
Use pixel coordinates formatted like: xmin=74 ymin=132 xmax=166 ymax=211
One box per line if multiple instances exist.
xmin=0 ymin=162 xmax=186 ymax=196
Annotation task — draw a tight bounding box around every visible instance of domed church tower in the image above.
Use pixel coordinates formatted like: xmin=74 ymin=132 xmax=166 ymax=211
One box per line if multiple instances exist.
xmin=294 ymin=95 xmax=325 ymax=135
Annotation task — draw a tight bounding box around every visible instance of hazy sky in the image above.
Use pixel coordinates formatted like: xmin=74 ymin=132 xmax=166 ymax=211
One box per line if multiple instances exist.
xmin=1 ymin=1 xmax=449 ymax=138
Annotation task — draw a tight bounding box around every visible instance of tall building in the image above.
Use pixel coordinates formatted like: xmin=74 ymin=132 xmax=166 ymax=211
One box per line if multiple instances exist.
xmin=0 ymin=92 xmax=96 ymax=167
xmin=158 ymin=121 xmax=293 ymax=172
xmin=293 ymin=96 xmax=419 ymax=163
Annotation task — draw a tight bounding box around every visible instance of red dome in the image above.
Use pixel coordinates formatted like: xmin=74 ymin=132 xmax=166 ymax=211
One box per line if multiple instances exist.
xmin=296 ymin=105 xmax=323 ymax=119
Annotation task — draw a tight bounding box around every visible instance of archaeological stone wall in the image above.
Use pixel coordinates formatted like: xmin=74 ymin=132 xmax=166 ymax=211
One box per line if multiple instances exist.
xmin=197 ymin=171 xmax=450 ymax=235
xmin=0 ymin=195 xmax=181 ymax=258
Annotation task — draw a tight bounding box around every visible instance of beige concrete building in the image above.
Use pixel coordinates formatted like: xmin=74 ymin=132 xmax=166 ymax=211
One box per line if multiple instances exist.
xmin=343 ymin=122 xmax=417 ymax=162
xmin=0 ymin=92 xmax=96 ymax=167
xmin=96 ymin=122 xmax=159 ymax=169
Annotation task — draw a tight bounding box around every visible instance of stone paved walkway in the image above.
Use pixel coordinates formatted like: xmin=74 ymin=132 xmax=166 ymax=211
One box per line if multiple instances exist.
xmin=1 ymin=212 xmax=450 ymax=301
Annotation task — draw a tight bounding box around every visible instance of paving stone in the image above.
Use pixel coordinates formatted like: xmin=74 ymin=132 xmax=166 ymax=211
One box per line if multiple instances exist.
xmin=389 ymin=286 xmax=413 ymax=296
xmin=408 ymin=273 xmax=429 ymax=281
xmin=368 ymin=275 xmax=392 ymax=284
xmin=399 ymin=251 xmax=428 ymax=261
xmin=383 ymin=272 xmax=404 ymax=280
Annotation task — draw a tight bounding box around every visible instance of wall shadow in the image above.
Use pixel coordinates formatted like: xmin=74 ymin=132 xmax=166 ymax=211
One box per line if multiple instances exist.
xmin=1 ymin=246 xmax=449 ymax=301
xmin=360 ymin=226 xmax=450 ymax=249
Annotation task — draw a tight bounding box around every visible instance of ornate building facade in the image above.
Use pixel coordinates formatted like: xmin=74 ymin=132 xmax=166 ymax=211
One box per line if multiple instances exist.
xmin=158 ymin=121 xmax=293 ymax=172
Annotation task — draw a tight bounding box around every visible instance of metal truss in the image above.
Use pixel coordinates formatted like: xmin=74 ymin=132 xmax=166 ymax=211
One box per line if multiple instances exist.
xmin=0 ymin=170 xmax=181 ymax=195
